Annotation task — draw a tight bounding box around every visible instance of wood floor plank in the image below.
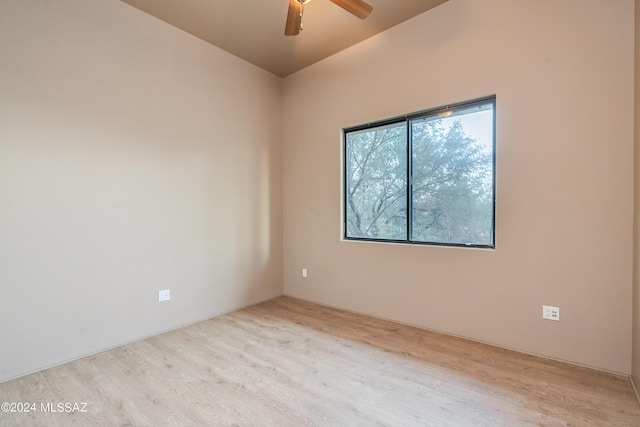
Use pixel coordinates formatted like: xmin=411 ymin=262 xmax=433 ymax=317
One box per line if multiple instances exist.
xmin=1 ymin=296 xmax=638 ymax=426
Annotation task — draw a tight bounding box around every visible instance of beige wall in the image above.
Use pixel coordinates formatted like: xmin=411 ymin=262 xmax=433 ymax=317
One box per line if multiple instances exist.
xmin=283 ymin=0 xmax=635 ymax=374
xmin=634 ymin=0 xmax=640 ymax=387
xmin=0 ymin=0 xmax=283 ymax=382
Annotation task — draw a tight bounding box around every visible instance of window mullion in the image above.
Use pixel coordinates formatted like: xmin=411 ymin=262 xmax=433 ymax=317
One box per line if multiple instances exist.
xmin=406 ymin=119 xmax=412 ymax=243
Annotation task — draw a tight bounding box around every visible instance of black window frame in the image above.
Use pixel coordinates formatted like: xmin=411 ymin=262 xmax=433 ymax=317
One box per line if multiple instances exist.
xmin=342 ymin=96 xmax=496 ymax=249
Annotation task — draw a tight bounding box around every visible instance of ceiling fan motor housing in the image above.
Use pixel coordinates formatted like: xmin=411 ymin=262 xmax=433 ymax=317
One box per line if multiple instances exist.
xmin=285 ymin=0 xmax=373 ymax=36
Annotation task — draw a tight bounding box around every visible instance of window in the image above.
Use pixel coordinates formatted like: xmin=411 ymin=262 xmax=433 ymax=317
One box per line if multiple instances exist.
xmin=343 ymin=97 xmax=495 ymax=248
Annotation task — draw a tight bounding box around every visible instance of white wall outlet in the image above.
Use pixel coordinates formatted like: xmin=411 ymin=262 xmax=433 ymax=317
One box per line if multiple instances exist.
xmin=302 ymin=268 xmax=308 ymax=278
xmin=158 ymin=289 xmax=170 ymax=302
xmin=542 ymin=305 xmax=559 ymax=321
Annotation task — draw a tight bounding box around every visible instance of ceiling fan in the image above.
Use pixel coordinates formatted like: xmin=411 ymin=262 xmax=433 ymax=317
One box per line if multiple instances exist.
xmin=285 ymin=0 xmax=373 ymax=36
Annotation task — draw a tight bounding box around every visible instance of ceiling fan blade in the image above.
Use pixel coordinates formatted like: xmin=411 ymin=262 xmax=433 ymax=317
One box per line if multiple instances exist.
xmin=328 ymin=0 xmax=373 ymax=19
xmin=285 ymin=0 xmax=302 ymax=36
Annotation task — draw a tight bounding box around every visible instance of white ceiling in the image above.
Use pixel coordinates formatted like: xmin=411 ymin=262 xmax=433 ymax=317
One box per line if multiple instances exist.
xmin=120 ymin=0 xmax=449 ymax=77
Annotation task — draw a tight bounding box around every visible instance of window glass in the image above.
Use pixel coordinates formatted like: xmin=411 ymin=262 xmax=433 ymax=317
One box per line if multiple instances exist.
xmin=345 ymin=122 xmax=407 ymax=240
xmin=410 ymin=104 xmax=494 ymax=245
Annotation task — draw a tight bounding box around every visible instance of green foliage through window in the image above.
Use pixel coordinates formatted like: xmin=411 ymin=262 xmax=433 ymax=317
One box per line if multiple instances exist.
xmin=344 ymin=97 xmax=495 ymax=248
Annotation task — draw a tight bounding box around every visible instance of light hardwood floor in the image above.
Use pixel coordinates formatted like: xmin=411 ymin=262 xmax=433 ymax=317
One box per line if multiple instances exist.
xmin=1 ymin=296 xmax=639 ymax=426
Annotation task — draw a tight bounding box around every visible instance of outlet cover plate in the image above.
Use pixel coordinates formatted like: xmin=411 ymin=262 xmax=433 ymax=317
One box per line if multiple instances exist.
xmin=158 ymin=289 xmax=170 ymax=302
xmin=542 ymin=305 xmax=559 ymax=321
